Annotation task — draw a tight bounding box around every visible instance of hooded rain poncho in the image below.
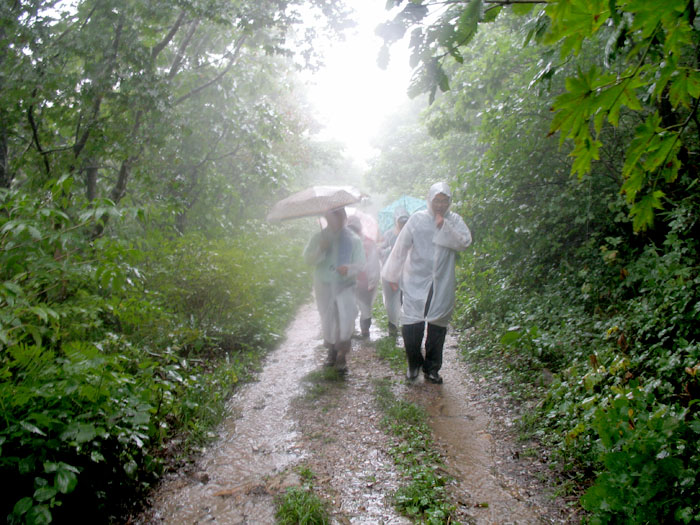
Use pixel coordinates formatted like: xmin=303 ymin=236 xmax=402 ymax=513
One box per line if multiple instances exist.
xmin=304 ymin=224 xmax=365 ymax=344
xmin=381 ymin=182 xmax=472 ymax=327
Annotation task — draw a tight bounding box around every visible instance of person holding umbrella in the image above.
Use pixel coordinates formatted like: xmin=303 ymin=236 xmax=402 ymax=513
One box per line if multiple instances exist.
xmin=303 ymin=207 xmax=365 ymax=373
xmin=381 ymin=182 xmax=472 ymax=384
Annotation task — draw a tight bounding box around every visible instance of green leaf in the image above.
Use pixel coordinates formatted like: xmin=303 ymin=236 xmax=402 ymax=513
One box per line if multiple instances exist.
xmin=20 ymin=421 xmax=47 ymax=437
xmin=630 ymin=190 xmax=665 ymax=231
xmin=124 ymin=459 xmax=138 ymax=478
xmin=512 ymin=2 xmax=535 ymax=15
xmin=33 ymin=486 xmax=57 ymax=502
xmin=60 ymin=422 xmax=97 ymax=444
xmin=571 ymin=136 xmax=602 ymax=177
xmin=13 ymin=497 xmax=33 ymax=516
xmin=500 ymin=329 xmax=521 ymax=346
xmin=26 ymin=504 xmax=52 ymax=525
xmin=456 ymin=0 xmax=481 ymax=47
xmin=483 ymin=5 xmax=501 ymax=22
xmin=55 ymin=469 xmax=78 ymax=494
xmin=3 ymin=281 xmax=23 ymax=296
xmin=642 ymin=133 xmax=679 ymax=173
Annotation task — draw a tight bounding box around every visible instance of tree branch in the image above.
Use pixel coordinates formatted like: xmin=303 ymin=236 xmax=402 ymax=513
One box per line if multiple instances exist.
xmin=152 ymin=11 xmax=186 ymax=61
xmin=73 ymin=14 xmax=124 ymax=160
xmin=168 ymin=18 xmax=200 ymax=79
xmin=173 ymin=35 xmax=247 ymax=106
xmin=27 ymin=96 xmax=51 ymax=176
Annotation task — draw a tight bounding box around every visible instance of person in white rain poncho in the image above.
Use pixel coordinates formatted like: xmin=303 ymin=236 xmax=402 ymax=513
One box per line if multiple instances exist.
xmin=379 ymin=208 xmax=409 ymax=337
xmin=304 ymin=208 xmax=365 ymax=373
xmin=347 ymin=215 xmax=381 ymax=338
xmin=381 ymin=182 xmax=472 ymax=383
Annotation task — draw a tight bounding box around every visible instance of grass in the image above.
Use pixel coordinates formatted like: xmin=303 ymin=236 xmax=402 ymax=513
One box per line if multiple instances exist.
xmin=275 ymin=465 xmax=331 ymax=525
xmin=374 ymin=336 xmax=406 ymax=373
xmin=373 ymin=379 xmax=458 ymax=524
xmin=275 ymin=486 xmax=331 ymax=525
xmin=299 ymin=367 xmax=346 ymax=401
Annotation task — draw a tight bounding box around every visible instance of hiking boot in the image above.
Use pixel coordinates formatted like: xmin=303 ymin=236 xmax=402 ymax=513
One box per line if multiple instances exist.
xmin=323 ymin=345 xmax=337 ymax=367
xmin=335 ymin=341 xmax=351 ymax=374
xmin=388 ymin=322 xmax=398 ymax=338
xmin=424 ymin=371 xmax=443 ymax=384
xmin=360 ymin=318 xmax=371 ymax=338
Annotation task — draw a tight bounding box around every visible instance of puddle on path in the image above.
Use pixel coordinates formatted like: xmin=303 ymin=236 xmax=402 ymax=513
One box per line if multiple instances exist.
xmin=139 ymin=302 xmax=321 ymax=524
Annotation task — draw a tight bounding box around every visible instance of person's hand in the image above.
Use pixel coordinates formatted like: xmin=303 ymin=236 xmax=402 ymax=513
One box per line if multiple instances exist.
xmin=389 ymin=282 xmax=399 ymax=292
xmin=336 ymin=265 xmax=349 ymax=276
xmin=435 ymin=212 xmax=444 ymax=229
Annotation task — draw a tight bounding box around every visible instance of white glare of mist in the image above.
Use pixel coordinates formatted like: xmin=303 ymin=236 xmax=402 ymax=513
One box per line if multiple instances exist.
xmin=302 ymin=0 xmax=412 ymax=168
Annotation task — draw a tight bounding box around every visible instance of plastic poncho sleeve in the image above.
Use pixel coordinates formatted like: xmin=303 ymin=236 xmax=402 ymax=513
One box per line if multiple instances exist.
xmin=343 ymin=231 xmax=365 ymax=279
xmin=378 ymin=229 xmax=397 ymax=264
xmin=380 ymin=219 xmax=414 ymax=286
xmin=434 ymin=212 xmax=472 ymax=252
xmin=303 ymin=231 xmax=324 ymax=266
xmin=304 ymin=228 xmax=364 ymax=285
xmin=365 ymin=240 xmax=381 ymax=290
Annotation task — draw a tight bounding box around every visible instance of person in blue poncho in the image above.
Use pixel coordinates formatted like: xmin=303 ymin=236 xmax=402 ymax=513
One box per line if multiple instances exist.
xmin=304 ymin=207 xmax=365 ymax=373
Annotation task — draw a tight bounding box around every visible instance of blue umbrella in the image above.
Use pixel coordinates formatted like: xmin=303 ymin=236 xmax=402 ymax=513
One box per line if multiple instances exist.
xmin=378 ymin=195 xmax=427 ymax=233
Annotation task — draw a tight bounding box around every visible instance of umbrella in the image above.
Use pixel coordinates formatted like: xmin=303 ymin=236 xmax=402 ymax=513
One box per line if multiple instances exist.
xmin=266 ymin=185 xmax=364 ymax=222
xmin=317 ymin=207 xmax=379 ymax=241
xmin=378 ymin=195 xmax=427 ymax=233
xmin=346 ymin=207 xmax=379 ymax=241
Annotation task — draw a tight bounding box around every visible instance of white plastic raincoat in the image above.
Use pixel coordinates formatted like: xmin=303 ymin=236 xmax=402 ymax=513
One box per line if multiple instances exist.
xmin=381 ymin=182 xmax=472 ymax=327
xmin=304 ymin=225 xmax=365 ymax=344
xmin=356 ymin=235 xmax=380 ymax=321
xmin=379 ymin=207 xmax=409 ymax=328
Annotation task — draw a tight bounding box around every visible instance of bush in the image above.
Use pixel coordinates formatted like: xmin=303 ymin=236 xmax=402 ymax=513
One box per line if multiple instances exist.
xmin=0 ymin=183 xmax=313 ymax=523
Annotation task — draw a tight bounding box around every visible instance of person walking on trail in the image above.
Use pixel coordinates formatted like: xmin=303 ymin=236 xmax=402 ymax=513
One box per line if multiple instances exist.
xmin=347 ymin=215 xmax=381 ymax=339
xmin=304 ymin=207 xmax=365 ymax=373
xmin=379 ymin=208 xmax=409 ymax=338
xmin=381 ymin=182 xmax=472 ymax=384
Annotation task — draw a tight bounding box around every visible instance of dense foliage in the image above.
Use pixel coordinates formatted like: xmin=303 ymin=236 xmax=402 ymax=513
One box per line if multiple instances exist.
xmin=0 ymin=0 xmax=351 ymax=522
xmin=374 ymin=1 xmax=700 ymax=522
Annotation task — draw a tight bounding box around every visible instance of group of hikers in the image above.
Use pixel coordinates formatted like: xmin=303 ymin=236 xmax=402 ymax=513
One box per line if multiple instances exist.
xmin=303 ymin=182 xmax=472 ymax=384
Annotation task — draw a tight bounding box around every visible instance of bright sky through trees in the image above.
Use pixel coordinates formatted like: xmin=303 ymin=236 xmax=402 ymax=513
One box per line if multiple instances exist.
xmin=304 ymin=0 xmax=411 ymax=167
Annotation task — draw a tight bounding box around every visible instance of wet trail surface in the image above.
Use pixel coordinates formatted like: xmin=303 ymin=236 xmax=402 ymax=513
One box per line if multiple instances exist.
xmin=139 ymin=302 xmax=576 ymax=524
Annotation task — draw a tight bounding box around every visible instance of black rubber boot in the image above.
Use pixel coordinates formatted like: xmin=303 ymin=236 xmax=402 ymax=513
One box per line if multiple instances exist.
xmin=335 ymin=340 xmax=351 ymax=374
xmin=360 ymin=317 xmax=371 ymax=338
xmin=388 ymin=322 xmax=398 ymax=338
xmin=402 ymin=322 xmax=425 ymax=377
xmin=323 ymin=343 xmax=337 ymax=367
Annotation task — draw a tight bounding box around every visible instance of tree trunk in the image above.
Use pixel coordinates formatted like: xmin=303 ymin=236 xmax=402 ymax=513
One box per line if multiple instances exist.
xmin=85 ymin=163 xmax=98 ymax=201
xmin=0 ymin=128 xmax=10 ymax=189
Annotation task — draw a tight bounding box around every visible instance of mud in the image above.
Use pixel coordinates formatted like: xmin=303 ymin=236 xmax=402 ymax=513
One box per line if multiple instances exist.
xmin=138 ymin=302 xmax=578 ymax=524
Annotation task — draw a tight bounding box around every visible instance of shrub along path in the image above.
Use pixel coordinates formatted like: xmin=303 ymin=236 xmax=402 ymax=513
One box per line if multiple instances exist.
xmin=137 ymin=302 xmax=576 ymax=524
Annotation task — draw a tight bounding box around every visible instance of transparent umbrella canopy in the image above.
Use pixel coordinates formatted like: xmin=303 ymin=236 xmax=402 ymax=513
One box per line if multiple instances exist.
xmin=378 ymin=195 xmax=426 ymax=233
xmin=266 ymin=185 xmax=365 ymax=222
xmin=346 ymin=207 xmax=379 ymax=241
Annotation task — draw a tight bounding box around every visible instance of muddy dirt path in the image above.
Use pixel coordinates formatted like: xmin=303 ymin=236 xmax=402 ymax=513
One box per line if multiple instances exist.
xmin=138 ymin=302 xmax=576 ymax=524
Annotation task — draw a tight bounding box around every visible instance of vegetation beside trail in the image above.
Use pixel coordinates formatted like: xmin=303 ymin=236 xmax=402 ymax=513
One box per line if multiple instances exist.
xmin=0 ymin=1 xmax=350 ymax=522
xmin=373 ymin=2 xmax=700 ymax=523
xmin=4 ymin=0 xmax=700 ymax=524
xmin=275 ymin=465 xmax=331 ymax=525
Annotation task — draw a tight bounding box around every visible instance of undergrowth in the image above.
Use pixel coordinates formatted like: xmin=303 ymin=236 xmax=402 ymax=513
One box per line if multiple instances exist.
xmin=275 ymin=465 xmax=331 ymax=525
